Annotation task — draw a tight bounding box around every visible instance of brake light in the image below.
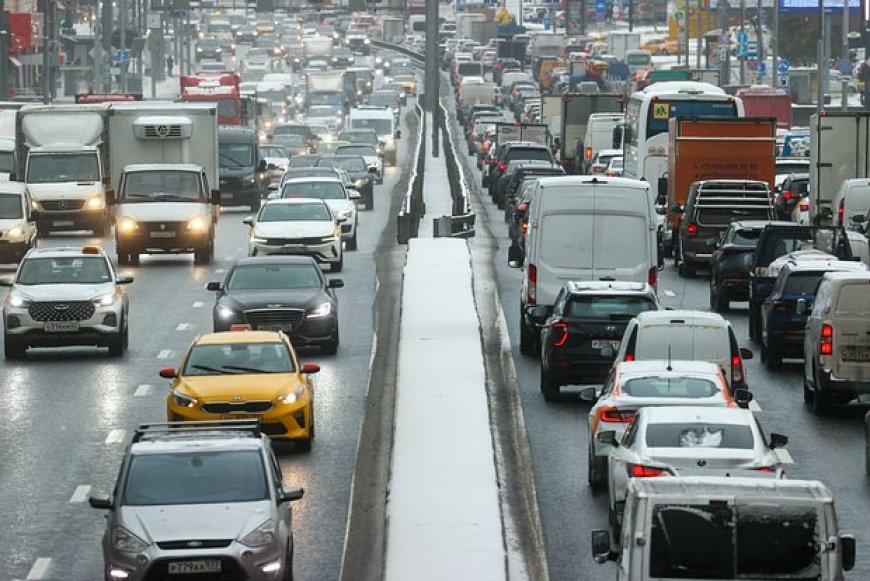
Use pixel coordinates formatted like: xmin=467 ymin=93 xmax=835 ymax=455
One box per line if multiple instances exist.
xmin=528 ymin=263 xmax=537 ymax=305
xmin=628 ymin=464 xmax=668 ymax=477
xmin=624 ymin=353 xmax=634 ymax=362
xmin=648 ymin=267 xmax=657 ymax=288
xmin=820 ymin=324 xmax=833 ymax=355
xmin=230 ymin=324 xmax=253 ymax=331
xmin=783 ymin=191 xmax=792 ymax=200
xmin=598 ymin=407 xmax=635 ymax=423
xmin=731 ymin=354 xmax=744 ymax=385
xmin=686 ymin=223 xmax=698 ymax=236
xmin=753 ymin=466 xmax=776 ymax=473
xmin=837 ymin=199 xmax=845 ymax=225
xmin=585 ymin=146 xmax=593 ymax=161
xmin=498 ymin=162 xmax=507 ymax=172
xmin=551 ymin=321 xmax=569 ymax=346
xmin=800 ymin=202 xmax=809 ymax=212
xmin=471 ymin=132 xmax=478 ymax=141
xmin=517 ymin=203 xmax=528 ymax=212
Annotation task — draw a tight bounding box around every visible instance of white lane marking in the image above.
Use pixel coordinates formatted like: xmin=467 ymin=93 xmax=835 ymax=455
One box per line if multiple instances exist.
xmin=157 ymin=349 xmax=172 ymax=359
xmin=776 ymin=448 xmax=795 ymax=464
xmin=214 ymin=268 xmax=226 ymax=274
xmin=26 ymin=558 xmax=51 ymax=580
xmin=105 ymin=429 xmax=125 ymax=444
xmin=69 ymin=485 xmax=91 ymax=503
xmin=133 ymin=384 xmax=151 ymax=397
xmin=748 ymin=400 xmax=762 ymax=412
xmin=192 ymin=301 xmax=204 ymax=308
xmin=663 ymin=290 xmax=676 ymax=297
xmin=176 ymin=323 xmax=191 ymax=331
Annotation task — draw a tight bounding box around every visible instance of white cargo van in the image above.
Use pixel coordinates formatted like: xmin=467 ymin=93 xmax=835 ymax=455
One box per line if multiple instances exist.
xmin=833 ymin=178 xmax=870 ymax=227
xmin=592 ymin=476 xmax=856 ymax=581
xmin=508 ymin=176 xmax=658 ymax=354
xmin=582 ymin=112 xmax=625 ymax=173
xmin=348 ymin=105 xmax=400 ymax=165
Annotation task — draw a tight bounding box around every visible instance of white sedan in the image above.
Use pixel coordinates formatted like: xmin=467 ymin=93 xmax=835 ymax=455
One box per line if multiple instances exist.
xmin=279 ymin=177 xmax=359 ymax=250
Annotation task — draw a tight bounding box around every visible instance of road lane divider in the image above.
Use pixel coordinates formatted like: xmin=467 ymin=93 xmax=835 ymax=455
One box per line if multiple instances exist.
xmin=157 ymin=349 xmax=172 ymax=359
xmin=133 ymin=384 xmax=152 ymax=397
xmin=176 ymin=323 xmax=191 ymax=331
xmin=25 ymin=558 xmax=50 ymax=580
xmin=69 ymin=485 xmax=91 ymax=503
xmin=105 ymin=429 xmax=125 ymax=444
xmin=192 ymin=301 xmax=204 ymax=308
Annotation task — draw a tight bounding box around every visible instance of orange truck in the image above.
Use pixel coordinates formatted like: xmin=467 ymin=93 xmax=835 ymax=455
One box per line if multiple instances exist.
xmin=664 ymin=117 xmax=777 ymax=252
xmin=736 ymin=86 xmax=792 ymax=131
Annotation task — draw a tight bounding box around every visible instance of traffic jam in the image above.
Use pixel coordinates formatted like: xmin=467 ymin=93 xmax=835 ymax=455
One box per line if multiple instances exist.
xmin=0 ymin=1 xmax=868 ymax=580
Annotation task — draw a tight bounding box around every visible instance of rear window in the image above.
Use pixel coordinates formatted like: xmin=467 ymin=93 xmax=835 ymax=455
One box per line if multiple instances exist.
xmin=566 ymin=295 xmax=656 ymax=319
xmin=458 ymin=63 xmax=483 ymax=76
xmin=835 ymin=282 xmax=870 ymax=314
xmin=697 ymin=208 xmax=772 ymax=227
xmin=731 ymin=228 xmax=762 ymax=246
xmin=505 ymin=148 xmax=552 ymax=163
xmin=635 ymin=325 xmax=729 ymax=363
xmin=645 ymin=423 xmax=755 ymax=449
xmin=783 ymin=272 xmax=823 ymax=296
xmin=622 ymin=376 xmax=720 ymax=398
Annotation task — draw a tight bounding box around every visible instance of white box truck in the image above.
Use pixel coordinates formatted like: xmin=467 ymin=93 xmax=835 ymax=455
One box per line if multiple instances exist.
xmin=607 ymin=31 xmax=641 ymax=61
xmin=809 ymin=111 xmax=870 ymax=225
xmin=107 ymin=102 xmax=220 ymax=265
xmin=15 ymin=103 xmax=112 ymax=235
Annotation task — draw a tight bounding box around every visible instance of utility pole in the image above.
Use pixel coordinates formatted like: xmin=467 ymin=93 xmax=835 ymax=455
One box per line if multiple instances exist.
xmin=756 ymin=0 xmax=763 ymax=83
xmin=120 ymin=0 xmax=127 ymax=92
xmin=739 ymin=0 xmax=746 ymax=84
xmin=695 ymin=0 xmax=702 ymax=70
xmin=425 ymin=0 xmax=439 ymax=156
xmin=0 ymin=0 xmax=8 ymax=100
xmin=842 ymin=0 xmax=850 ymax=110
xmin=42 ymin=0 xmax=51 ymax=103
xmin=581 ymin=0 xmax=587 ymax=35
xmin=628 ymin=0 xmax=633 ymax=31
xmin=772 ymin=0 xmax=779 ymax=87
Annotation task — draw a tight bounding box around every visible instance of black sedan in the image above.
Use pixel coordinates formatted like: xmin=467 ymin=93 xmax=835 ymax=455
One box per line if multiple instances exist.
xmin=709 ymin=220 xmax=770 ymax=312
xmin=316 ymin=155 xmax=375 ymax=210
xmin=207 ymin=256 xmax=343 ymax=354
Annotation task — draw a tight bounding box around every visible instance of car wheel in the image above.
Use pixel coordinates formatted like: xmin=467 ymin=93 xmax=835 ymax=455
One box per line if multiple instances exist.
xmin=332 ymin=254 xmax=343 ymax=273
xmin=36 ymin=223 xmax=50 ymax=237
xmin=322 ymin=325 xmax=339 ymax=355
xmin=803 ymin=373 xmax=814 ymax=404
xmin=608 ymin=505 xmax=622 ymax=545
xmin=588 ymin=441 xmax=607 ymax=489
xmin=749 ymin=304 xmax=761 ymax=343
xmin=540 ymin=365 xmax=560 ymax=402
xmin=283 ymin=544 xmax=294 ymax=581
xmin=4 ymin=335 xmax=24 ymax=359
xmin=761 ymin=339 xmax=781 ymax=370
xmin=710 ymin=278 xmax=729 ymax=312
xmin=347 ymin=230 xmax=358 ymax=251
xmin=108 ymin=330 xmax=125 ymax=357
xmin=518 ymin=313 xmax=537 ymax=356
xmin=194 ymin=243 xmax=213 ymax=265
xmin=812 ymin=365 xmax=830 ymax=415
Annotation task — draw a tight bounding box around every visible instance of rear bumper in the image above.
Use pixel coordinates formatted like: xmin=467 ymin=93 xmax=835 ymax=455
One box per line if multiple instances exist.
xmin=543 ymin=355 xmax=615 ymax=385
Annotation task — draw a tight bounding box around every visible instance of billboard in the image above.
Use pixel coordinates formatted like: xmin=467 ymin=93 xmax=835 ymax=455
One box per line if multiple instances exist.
xmin=780 ymin=0 xmax=859 ymax=12
xmin=564 ymin=0 xmax=583 ymax=36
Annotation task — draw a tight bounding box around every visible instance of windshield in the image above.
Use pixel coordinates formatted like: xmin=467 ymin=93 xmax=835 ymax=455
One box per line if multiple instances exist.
xmin=277 ymin=134 xmax=306 ymax=146
xmin=566 ymin=296 xmax=657 ymax=319
xmin=275 ymin=125 xmax=308 ymax=138
xmin=308 ymin=92 xmax=342 ymax=106
xmin=260 ymin=202 xmax=332 ymax=221
xmin=318 ymin=157 xmax=365 ymax=173
xmin=649 ymin=503 xmax=821 ymax=579
xmin=258 ymin=90 xmax=286 ymax=104
xmin=123 ymin=451 xmax=268 ymax=506
xmin=122 ymin=171 xmax=202 ymax=202
xmin=288 ymin=156 xmax=319 ymax=168
xmin=350 ymin=118 xmax=392 ymax=135
xmin=17 ymin=256 xmax=111 ymax=285
xmin=340 ymin=131 xmax=378 ymax=145
xmin=336 ymin=146 xmax=375 ymax=157
xmin=369 ymin=94 xmax=398 ymax=107
xmin=0 ymin=152 xmax=14 ymax=173
xmin=281 ymin=181 xmax=345 ymax=199
xmin=27 ymin=152 xmax=99 ymax=183
xmin=646 ymin=99 xmax=739 ymax=139
xmin=308 ymin=106 xmax=336 ymax=118
xmin=0 ymin=193 xmax=21 ymax=219
xmin=184 ymin=341 xmax=295 ymax=375
xmin=261 ymin=146 xmax=288 ymax=158
xmin=645 ymin=422 xmax=755 ymax=449
xmin=732 ymin=228 xmax=762 ymax=246
xmin=219 ymin=143 xmax=255 ymax=168
xmin=227 ymin=263 xmax=322 ymax=290
xmin=623 ymin=376 xmax=720 ymax=398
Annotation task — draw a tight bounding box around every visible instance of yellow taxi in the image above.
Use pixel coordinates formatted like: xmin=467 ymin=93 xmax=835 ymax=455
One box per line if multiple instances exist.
xmin=392 ymin=74 xmax=417 ymax=96
xmin=162 ymin=327 xmax=319 ymax=449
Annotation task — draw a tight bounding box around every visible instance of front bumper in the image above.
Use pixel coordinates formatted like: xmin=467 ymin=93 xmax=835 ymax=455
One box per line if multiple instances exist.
xmin=5 ymin=303 xmax=122 ymax=348
xmin=214 ymin=309 xmax=337 ymax=348
xmin=37 ymin=207 xmax=108 ymax=231
xmin=116 ymin=223 xmax=213 ymax=253
xmin=169 ymin=394 xmax=311 ymax=440
xmin=249 ymin=238 xmax=341 ymax=263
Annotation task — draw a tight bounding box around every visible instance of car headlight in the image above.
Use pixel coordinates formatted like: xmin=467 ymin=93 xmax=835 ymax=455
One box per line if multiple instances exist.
xmin=8 ymin=293 xmax=31 ymax=308
xmin=171 ymin=389 xmax=198 ymax=408
xmin=117 ymin=216 xmax=138 ymax=233
xmin=375 ymin=57 xmax=383 ymax=64
xmin=112 ymin=526 xmax=148 ymax=552
xmin=87 ymin=193 xmax=105 ymax=210
xmin=364 ymin=38 xmax=370 ymax=44
xmin=6 ymin=225 xmax=24 ymax=238
xmin=246 ymin=176 xmax=257 ymax=185
xmin=218 ymin=306 xmax=236 ymax=319
xmin=240 ymin=519 xmax=275 ymax=548
xmin=216 ymin=48 xmax=222 ymax=53
xmin=92 ymin=292 xmax=116 ymax=306
xmin=307 ymin=301 xmax=332 ymax=318
xmin=277 ymin=385 xmax=306 ymax=404
xmin=187 ymin=216 xmax=208 ymax=232
xmin=196 ymin=47 xmax=203 ymax=52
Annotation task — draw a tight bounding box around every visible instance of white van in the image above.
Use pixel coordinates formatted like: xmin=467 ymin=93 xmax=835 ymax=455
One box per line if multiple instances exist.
xmin=508 ymin=176 xmax=658 ymax=354
xmin=834 ymin=178 xmax=870 ymax=227
xmin=592 ymin=476 xmax=856 ymax=580
xmin=582 ymin=113 xmax=625 ymax=173
xmin=348 ymin=106 xmax=400 ymax=165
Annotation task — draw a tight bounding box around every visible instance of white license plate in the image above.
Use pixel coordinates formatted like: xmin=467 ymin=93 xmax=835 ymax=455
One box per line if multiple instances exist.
xmin=281 ymin=245 xmax=306 ymax=253
xmin=841 ymin=348 xmax=870 ymax=362
xmin=167 ymin=559 xmax=221 ymax=574
xmin=258 ymin=324 xmax=286 ymax=332
xmin=150 ymin=231 xmax=176 ymax=238
xmin=591 ymin=340 xmax=620 ymax=350
xmin=52 ymin=220 xmax=74 ymax=227
xmin=44 ymin=321 xmax=79 ymax=333
xmin=220 ymin=192 xmax=234 ymax=199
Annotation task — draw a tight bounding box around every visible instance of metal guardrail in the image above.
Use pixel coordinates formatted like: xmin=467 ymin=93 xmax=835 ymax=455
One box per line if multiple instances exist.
xmin=438 ymin=101 xmax=475 ymax=238
xmin=396 ymin=99 xmax=426 ymax=244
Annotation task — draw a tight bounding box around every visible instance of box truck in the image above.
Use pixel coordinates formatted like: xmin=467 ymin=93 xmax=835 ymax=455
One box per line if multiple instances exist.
xmin=559 ymin=92 xmax=623 ymax=174
xmin=809 ymin=111 xmax=870 ymax=225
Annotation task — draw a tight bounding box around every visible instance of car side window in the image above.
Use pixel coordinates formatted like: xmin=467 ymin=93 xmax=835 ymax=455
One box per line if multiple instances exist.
xmin=601 ymin=371 xmax=616 ymax=396
xmin=552 ymin=289 xmax=567 ymax=316
xmin=622 ymin=417 xmax=639 ymax=446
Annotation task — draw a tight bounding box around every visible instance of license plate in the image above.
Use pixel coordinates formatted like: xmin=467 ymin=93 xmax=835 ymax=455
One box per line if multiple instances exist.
xmin=150 ymin=231 xmax=176 ymax=238
xmin=220 ymin=414 xmax=257 ymax=420
xmin=52 ymin=220 xmax=74 ymax=227
xmin=44 ymin=321 xmax=79 ymax=333
xmin=258 ymin=324 xmax=287 ymax=332
xmin=282 ymin=245 xmax=306 ymax=253
xmin=591 ymin=340 xmax=620 ymax=350
xmin=167 ymin=559 xmax=221 ymax=574
xmin=220 ymin=192 xmax=234 ymax=199
xmin=841 ymin=348 xmax=870 ymax=362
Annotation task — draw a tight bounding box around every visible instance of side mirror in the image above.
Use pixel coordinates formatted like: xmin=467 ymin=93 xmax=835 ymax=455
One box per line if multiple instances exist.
xmin=206 ymin=281 xmax=222 ymax=291
xmin=850 ymin=214 xmax=866 ymax=224
xmin=739 ymin=347 xmax=753 ymax=360
xmin=328 ymin=279 xmax=344 ymax=288
xmin=591 ymin=529 xmax=615 ymax=564
xmin=841 ymin=535 xmax=856 ymax=571
xmin=579 ymin=386 xmax=599 ymax=402
xmin=28 ymin=209 xmax=40 ymax=222
xmin=159 ymin=367 xmax=177 ymax=379
xmin=278 ymin=485 xmax=304 ymax=503
xmin=117 ymin=274 xmax=135 ymax=285
xmin=242 ymin=216 xmax=254 ymax=226
xmin=368 ymin=166 xmax=378 ymax=174
xmin=88 ymin=493 xmax=113 ymax=510
xmin=210 ymin=189 xmax=220 ymax=205
xmin=301 ymin=363 xmax=320 ymax=374
xmin=769 ymin=433 xmax=788 ymax=450
xmin=795 ymin=298 xmax=808 ymax=315
xmin=596 ymin=430 xmax=618 ymax=447
xmin=529 ymin=305 xmax=550 ymax=323
xmin=394 ymin=129 xmax=401 ymax=139
xmin=507 ymin=244 xmax=524 ymax=267
xmin=257 ymin=159 xmax=267 ymax=172
xmin=733 ymin=388 xmax=753 ymax=408
xmin=348 ymin=190 xmax=361 ymax=200
xmin=105 ymin=190 xmax=116 ymax=206
xmin=336 ymin=215 xmax=348 ymax=223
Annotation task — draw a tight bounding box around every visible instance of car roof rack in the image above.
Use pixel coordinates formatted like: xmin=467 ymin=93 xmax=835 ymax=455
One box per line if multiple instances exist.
xmin=133 ymin=420 xmax=261 ymax=443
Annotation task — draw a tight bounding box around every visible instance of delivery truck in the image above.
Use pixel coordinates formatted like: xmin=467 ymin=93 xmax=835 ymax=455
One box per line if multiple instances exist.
xmin=107 ymin=102 xmax=220 ymax=265
xmin=664 ymin=116 xmax=777 ymax=254
xmin=15 ymin=104 xmax=113 ymax=236
xmin=736 ymin=85 xmax=792 ymax=131
xmin=607 ymin=31 xmax=641 ymax=61
xmin=306 ymin=71 xmax=345 ymax=117
xmin=809 ymin=111 xmax=870 ymax=225
xmin=559 ymin=92 xmax=623 ymax=174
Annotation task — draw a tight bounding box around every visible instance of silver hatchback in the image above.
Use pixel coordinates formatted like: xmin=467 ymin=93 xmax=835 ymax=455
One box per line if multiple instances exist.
xmin=90 ymin=421 xmax=303 ymax=581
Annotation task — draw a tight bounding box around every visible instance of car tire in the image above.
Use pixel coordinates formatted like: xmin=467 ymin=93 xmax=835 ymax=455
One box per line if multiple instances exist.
xmin=588 ymin=442 xmax=607 ymax=489
xmin=36 ymin=223 xmax=50 ymax=238
xmin=710 ymin=278 xmax=729 ymax=312
xmin=347 ymin=230 xmax=358 ymax=251
xmin=322 ymin=325 xmax=339 ymax=355
xmin=609 ymin=505 xmax=622 ymax=545
xmin=4 ymin=335 xmax=24 ymax=359
xmin=194 ymin=243 xmax=213 ymax=265
xmin=803 ymin=373 xmax=814 ymax=404
xmin=332 ymin=255 xmax=343 ymax=273
xmin=812 ymin=365 xmax=830 ymax=415
xmin=284 ymin=544 xmax=294 ymax=581
xmin=93 ymin=217 xmax=109 ymax=238
xmin=108 ymin=326 xmax=125 ymax=357
xmin=761 ymin=339 xmax=781 ymax=370
xmin=540 ymin=366 xmax=560 ymax=402
xmin=518 ymin=313 xmax=537 ymax=356
xmin=748 ymin=304 xmax=761 ymax=343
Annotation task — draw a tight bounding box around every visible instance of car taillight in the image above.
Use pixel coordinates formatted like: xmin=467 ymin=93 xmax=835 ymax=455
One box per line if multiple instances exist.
xmin=799 ymin=202 xmax=809 ymax=212
xmin=517 ymin=203 xmax=528 ymax=212
xmin=783 ymin=191 xmax=792 ymax=200
xmin=820 ymin=323 xmax=833 ymax=355
xmin=838 ymin=199 xmax=845 ymax=225
xmin=686 ymin=223 xmax=698 ymax=236
xmin=731 ymin=354 xmax=744 ymax=385
xmin=551 ymin=321 xmax=568 ymax=346
xmin=585 ymin=146 xmax=593 ymax=160
xmin=628 ymin=464 xmax=668 ymax=478
xmin=498 ymin=162 xmax=507 ymax=172
xmin=624 ymin=353 xmax=634 ymax=362
xmin=648 ymin=267 xmax=657 ymax=288
xmin=471 ymin=132 xmax=477 ymax=140
xmin=753 ymin=466 xmax=776 ymax=473
xmin=598 ymin=407 xmax=635 ymax=423
xmin=528 ymin=263 xmax=536 ymax=305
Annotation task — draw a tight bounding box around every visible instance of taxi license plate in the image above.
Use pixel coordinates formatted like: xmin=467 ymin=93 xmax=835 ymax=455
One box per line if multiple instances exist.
xmin=167 ymin=559 xmax=221 ymax=574
xmin=52 ymin=220 xmax=74 ymax=227
xmin=150 ymin=231 xmax=176 ymax=238
xmin=44 ymin=321 xmax=79 ymax=333
xmin=591 ymin=340 xmax=620 ymax=350
xmin=841 ymin=348 xmax=870 ymax=362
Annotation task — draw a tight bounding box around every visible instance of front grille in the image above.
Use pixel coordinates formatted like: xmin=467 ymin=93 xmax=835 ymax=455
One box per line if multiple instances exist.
xmin=262 ymin=237 xmax=330 ymax=246
xmin=144 ymin=557 xmax=245 ymax=581
xmin=156 ymin=539 xmax=233 ymax=550
xmin=143 ymin=221 xmax=184 ymax=234
xmin=201 ymin=401 xmax=273 ymax=414
xmin=220 ymin=177 xmax=241 ymax=188
xmin=41 ymin=199 xmax=85 ymax=211
xmin=29 ymin=301 xmax=95 ymax=322
xmin=245 ymin=309 xmax=305 ymax=330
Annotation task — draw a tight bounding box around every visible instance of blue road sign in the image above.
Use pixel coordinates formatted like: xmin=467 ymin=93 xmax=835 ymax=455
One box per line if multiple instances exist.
xmin=736 ymin=32 xmax=747 ymax=44
xmin=543 ymin=15 xmax=551 ymax=29
xmin=777 ymin=58 xmax=790 ymax=75
xmin=758 ymin=62 xmax=767 ymax=76
xmin=839 ymin=58 xmax=852 ymax=76
xmin=115 ymin=49 xmax=130 ymax=65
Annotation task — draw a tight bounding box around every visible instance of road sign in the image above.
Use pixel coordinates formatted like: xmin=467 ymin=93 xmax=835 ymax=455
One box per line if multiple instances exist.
xmin=543 ymin=15 xmax=551 ymax=29
xmin=746 ymin=57 xmax=758 ymax=71
xmin=839 ymin=58 xmax=852 ymax=76
xmin=736 ymin=32 xmax=747 ymax=44
xmin=777 ymin=58 xmax=790 ymax=75
xmin=758 ymin=62 xmax=766 ymax=76
xmin=115 ymin=49 xmax=130 ymax=66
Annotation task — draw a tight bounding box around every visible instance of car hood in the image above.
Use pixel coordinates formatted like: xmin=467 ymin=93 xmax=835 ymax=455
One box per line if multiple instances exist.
xmin=13 ymin=282 xmax=115 ymax=301
xmin=220 ymin=288 xmax=328 ymax=312
xmin=120 ymin=501 xmax=273 ymax=544
xmin=254 ymin=220 xmax=335 ymax=238
xmin=116 ymin=202 xmax=212 ymax=223
xmin=177 ymin=372 xmax=305 ymax=400
xmin=0 ymin=218 xmax=27 ymax=232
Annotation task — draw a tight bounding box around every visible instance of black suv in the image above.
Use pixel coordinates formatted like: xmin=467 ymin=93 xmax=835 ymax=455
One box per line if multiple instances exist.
xmin=487 ymin=141 xmax=557 ymax=189
xmin=492 ymin=159 xmax=563 ymax=209
xmin=534 ymin=281 xmax=660 ymax=402
xmin=709 ymin=220 xmax=772 ymax=312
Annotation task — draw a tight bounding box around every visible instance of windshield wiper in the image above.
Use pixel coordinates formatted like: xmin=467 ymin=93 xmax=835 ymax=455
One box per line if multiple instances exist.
xmin=222 ymin=364 xmax=285 ymax=374
xmin=190 ymin=364 xmax=242 ymax=375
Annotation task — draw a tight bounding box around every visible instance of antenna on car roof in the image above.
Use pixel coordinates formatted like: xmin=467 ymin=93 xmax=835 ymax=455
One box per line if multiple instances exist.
xmin=666 ymin=344 xmax=672 ymax=372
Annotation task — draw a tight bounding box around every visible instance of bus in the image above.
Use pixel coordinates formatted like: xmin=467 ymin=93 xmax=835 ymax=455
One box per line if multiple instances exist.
xmin=623 ymin=81 xmax=744 ymax=193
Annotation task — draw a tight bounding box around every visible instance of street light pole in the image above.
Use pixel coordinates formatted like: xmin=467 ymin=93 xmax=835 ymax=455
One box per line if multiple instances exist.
xmin=843 ymin=0 xmax=850 ymax=111
xmin=0 ymin=0 xmax=8 ymax=100
xmin=120 ymin=0 xmax=127 ymax=92
xmin=42 ymin=0 xmax=51 ymax=103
